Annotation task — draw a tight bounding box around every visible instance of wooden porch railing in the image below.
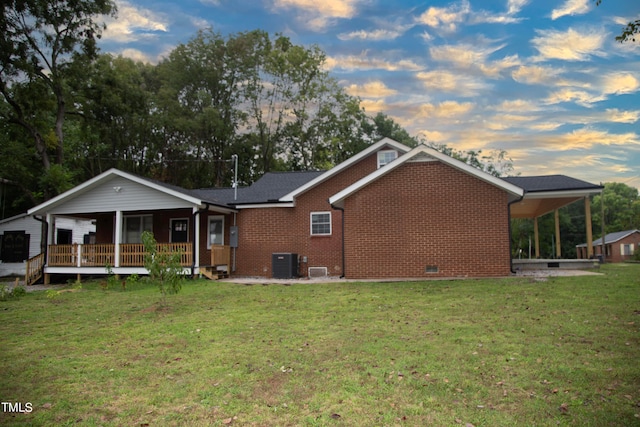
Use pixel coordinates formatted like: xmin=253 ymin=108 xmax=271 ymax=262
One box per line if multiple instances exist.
xmin=211 ymin=245 xmax=231 ymax=266
xmin=48 ymin=244 xmax=76 ymax=266
xmin=119 ymin=244 xmax=147 ymax=267
xmin=25 ymin=253 xmax=45 ymax=285
xmin=120 ymin=243 xmax=192 ymax=267
xmin=81 ymin=244 xmax=115 ymax=267
xmin=47 ymin=243 xmax=193 ymax=267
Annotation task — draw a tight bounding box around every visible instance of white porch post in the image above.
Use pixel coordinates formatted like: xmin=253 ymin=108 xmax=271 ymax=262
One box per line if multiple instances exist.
xmin=114 ymin=210 xmax=122 ymax=267
xmin=46 ymin=213 xmax=53 ymax=246
xmin=194 ymin=207 xmax=200 ymax=270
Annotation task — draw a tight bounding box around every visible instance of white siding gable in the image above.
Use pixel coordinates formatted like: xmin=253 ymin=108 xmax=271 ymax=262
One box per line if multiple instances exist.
xmin=48 ymin=176 xmax=195 ymax=215
xmin=0 ymin=215 xmax=42 ymax=258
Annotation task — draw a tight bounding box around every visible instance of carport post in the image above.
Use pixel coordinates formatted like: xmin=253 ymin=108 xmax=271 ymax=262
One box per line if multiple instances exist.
xmin=534 ymin=216 xmax=540 ymax=258
xmin=585 ymin=197 xmax=594 ymax=257
xmin=554 ymin=209 xmax=561 ymax=258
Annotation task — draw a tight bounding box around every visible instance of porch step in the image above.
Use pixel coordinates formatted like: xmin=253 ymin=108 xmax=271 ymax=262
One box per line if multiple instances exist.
xmin=200 ymin=266 xmax=229 ymax=280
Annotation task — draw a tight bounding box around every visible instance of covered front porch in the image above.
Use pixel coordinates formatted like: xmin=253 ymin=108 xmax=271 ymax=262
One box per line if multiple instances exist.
xmin=506 ymin=175 xmax=603 ymax=269
xmin=26 ymin=168 xmax=238 ymax=284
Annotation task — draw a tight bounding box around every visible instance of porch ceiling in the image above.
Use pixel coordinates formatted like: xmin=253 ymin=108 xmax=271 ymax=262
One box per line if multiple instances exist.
xmin=510 ymin=196 xmax=583 ymax=218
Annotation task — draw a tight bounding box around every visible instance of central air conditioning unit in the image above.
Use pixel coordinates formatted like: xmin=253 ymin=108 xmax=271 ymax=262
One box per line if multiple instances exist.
xmin=272 ymin=253 xmax=298 ymax=279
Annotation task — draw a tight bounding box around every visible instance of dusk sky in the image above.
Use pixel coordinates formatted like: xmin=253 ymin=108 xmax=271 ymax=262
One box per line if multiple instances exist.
xmin=98 ymin=0 xmax=640 ymax=189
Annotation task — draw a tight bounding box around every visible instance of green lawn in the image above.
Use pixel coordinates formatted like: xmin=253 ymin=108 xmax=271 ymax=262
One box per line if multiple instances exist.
xmin=1 ymin=265 xmax=639 ymax=426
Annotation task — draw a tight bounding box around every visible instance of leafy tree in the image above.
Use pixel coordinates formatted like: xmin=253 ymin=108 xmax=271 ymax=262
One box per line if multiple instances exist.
xmin=153 ymin=29 xmax=265 ymax=187
xmin=70 ymin=54 xmax=158 ymax=180
xmin=595 ymin=0 xmax=639 ymax=42
xmin=0 ymin=0 xmax=116 ymax=200
xmin=322 ymin=91 xmax=371 ymax=166
xmin=365 ymin=112 xmax=419 ymax=147
xmin=593 ymin=182 xmax=640 ymax=234
xmin=243 ymin=35 xmax=322 ymax=174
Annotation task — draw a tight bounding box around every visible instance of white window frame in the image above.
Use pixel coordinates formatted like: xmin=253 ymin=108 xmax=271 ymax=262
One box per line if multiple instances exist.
xmin=377 ymin=150 xmax=397 ymax=168
xmin=310 ymin=212 xmax=332 ymax=236
xmin=122 ymin=214 xmax=153 ymax=244
xmin=207 ymin=215 xmax=225 ymax=248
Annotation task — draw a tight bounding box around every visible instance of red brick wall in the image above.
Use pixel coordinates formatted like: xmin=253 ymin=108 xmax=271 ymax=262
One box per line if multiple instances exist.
xmin=589 ymin=232 xmax=640 ymax=263
xmin=234 ymin=154 xmax=380 ymax=278
xmin=342 ymin=161 xmax=512 ymax=278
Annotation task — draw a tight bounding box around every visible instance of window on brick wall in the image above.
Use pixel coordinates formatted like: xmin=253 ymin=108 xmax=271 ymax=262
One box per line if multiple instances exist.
xmin=377 ymin=150 xmax=397 ymax=168
xmin=311 ymin=212 xmax=331 ymax=235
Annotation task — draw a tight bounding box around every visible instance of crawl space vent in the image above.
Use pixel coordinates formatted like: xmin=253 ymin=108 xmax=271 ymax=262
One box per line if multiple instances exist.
xmin=308 ymin=267 xmax=328 ymax=278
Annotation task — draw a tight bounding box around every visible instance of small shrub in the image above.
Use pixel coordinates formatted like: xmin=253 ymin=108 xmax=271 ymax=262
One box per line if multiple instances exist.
xmin=104 ymin=262 xmax=120 ymax=290
xmin=0 ymin=285 xmax=12 ymax=301
xmin=12 ymin=285 xmax=27 ymax=298
xmin=141 ymin=231 xmax=184 ymax=305
xmin=46 ymin=289 xmax=62 ymax=303
xmin=0 ymin=284 xmax=27 ymax=301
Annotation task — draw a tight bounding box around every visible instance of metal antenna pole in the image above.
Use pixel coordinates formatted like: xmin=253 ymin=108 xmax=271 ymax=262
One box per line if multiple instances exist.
xmin=232 ymin=154 xmax=238 ymax=201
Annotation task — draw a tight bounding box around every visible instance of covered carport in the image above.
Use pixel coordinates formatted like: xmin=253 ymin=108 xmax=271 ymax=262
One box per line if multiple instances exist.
xmin=505 ymin=175 xmax=603 ymax=261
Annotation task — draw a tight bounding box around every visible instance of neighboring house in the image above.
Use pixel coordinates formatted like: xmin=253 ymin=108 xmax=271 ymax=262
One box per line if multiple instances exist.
xmin=0 ymin=213 xmax=95 ymax=277
xmin=26 ymin=138 xmax=603 ymax=282
xmin=576 ymin=229 xmax=640 ymax=263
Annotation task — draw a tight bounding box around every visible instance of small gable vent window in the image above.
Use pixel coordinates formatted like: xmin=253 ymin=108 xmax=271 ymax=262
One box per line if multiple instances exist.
xmin=311 ymin=212 xmax=331 ymax=236
xmin=377 ymin=150 xmax=397 ymax=168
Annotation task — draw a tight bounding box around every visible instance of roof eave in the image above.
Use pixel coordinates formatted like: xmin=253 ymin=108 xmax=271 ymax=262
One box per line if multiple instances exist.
xmin=235 ymin=202 xmax=295 ymax=209
xmin=522 ymin=188 xmax=603 ymax=199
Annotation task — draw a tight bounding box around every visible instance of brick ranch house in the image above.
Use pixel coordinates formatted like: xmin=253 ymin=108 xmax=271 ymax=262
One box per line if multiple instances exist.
xmin=576 ymin=229 xmax=640 ymax=263
xmin=26 ymin=138 xmax=603 ymax=282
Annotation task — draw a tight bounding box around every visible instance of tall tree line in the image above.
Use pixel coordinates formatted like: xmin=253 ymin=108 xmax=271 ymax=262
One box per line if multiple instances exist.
xmin=1 ymin=6 xmax=418 ymax=216
xmin=68 ymin=29 xmax=389 ymax=188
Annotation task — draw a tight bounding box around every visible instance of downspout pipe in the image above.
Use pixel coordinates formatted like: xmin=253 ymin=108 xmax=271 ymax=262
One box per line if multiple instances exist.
xmin=33 ymin=215 xmax=48 ymax=263
xmin=330 ymin=202 xmax=346 ymax=278
xmin=508 ymin=193 xmax=525 ymax=274
xmin=192 ymin=203 xmax=211 ymax=279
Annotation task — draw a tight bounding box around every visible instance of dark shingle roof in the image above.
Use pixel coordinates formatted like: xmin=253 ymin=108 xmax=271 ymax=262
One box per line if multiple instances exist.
xmin=186 ymin=171 xmax=325 ymax=205
xmin=235 ymin=171 xmax=325 ymax=204
xmin=503 ymin=175 xmax=602 ymax=193
xmin=576 ymin=229 xmax=640 ymax=247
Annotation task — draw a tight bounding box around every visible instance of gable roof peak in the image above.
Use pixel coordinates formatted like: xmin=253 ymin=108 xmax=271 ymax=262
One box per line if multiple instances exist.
xmin=329 ymin=144 xmax=524 ymax=208
xmin=279 ymin=138 xmax=412 ymax=202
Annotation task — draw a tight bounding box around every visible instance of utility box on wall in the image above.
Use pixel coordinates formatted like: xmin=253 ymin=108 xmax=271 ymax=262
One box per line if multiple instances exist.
xmin=229 ymin=226 xmax=238 ymax=248
xmin=272 ymin=253 xmax=298 ymax=279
